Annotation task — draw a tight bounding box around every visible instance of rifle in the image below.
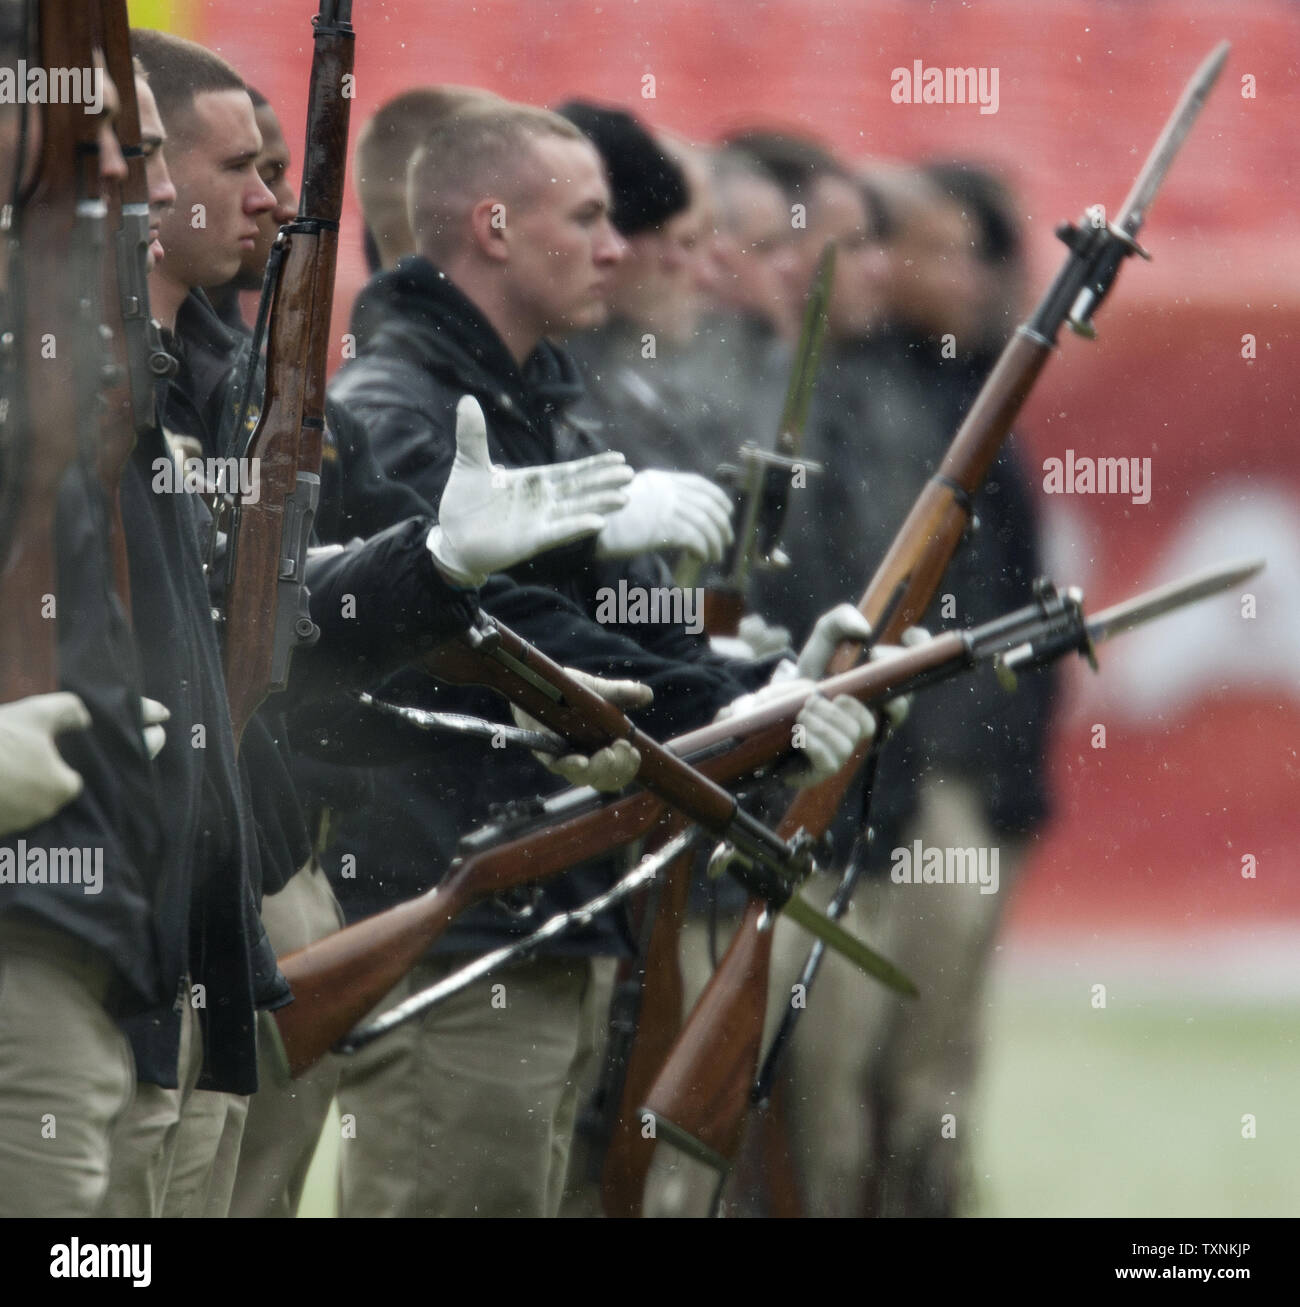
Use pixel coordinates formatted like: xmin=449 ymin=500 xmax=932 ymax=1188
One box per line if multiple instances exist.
xmin=273 ymin=561 xmax=1217 ymax=1078
xmin=595 ymin=247 xmax=836 ymax=1211
xmin=221 ymin=0 xmax=353 ymax=745
xmin=275 ymin=612 xmax=937 ymax=1076
xmin=676 ymin=243 xmax=834 ymax=636
xmin=95 ymin=0 xmax=176 ymax=608
xmin=0 ymin=0 xmax=111 ymax=696
xmin=643 ymin=556 xmax=1255 ymax=1188
xmin=633 ymin=40 xmax=1232 ymax=1205
xmin=325 ymin=561 xmax=1263 ymax=1047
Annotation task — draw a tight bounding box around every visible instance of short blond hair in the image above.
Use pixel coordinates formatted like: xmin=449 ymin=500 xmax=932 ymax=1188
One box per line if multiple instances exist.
xmin=355 ymin=85 xmax=499 ymax=267
xmin=408 ymin=102 xmax=587 ymax=266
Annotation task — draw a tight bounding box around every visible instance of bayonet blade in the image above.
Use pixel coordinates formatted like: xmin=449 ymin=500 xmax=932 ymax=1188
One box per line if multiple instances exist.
xmin=1116 ymin=41 xmax=1229 ymax=239
xmin=1086 ymin=556 xmax=1263 ymax=645
xmin=781 ymin=891 xmax=918 ymax=996
xmin=1068 ymin=41 xmax=1229 ymax=333
xmin=775 ymin=242 xmax=836 ymax=457
xmin=338 ymin=827 xmax=701 ymax=1052
xmin=357 ymin=691 xmax=567 ymax=754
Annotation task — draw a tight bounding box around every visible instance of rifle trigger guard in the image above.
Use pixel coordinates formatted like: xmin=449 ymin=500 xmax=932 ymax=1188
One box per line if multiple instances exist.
xmin=494 ymin=883 xmax=543 ymax=920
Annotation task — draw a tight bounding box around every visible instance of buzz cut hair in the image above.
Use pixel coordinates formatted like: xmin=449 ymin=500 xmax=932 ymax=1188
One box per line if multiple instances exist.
xmin=407 ymin=101 xmax=587 ymax=268
xmin=130 ymin=29 xmax=246 ymax=146
xmin=355 ymin=85 xmax=500 ymax=268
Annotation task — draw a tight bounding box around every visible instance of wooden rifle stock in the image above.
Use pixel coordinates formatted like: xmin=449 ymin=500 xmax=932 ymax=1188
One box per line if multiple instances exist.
xmin=0 ymin=1 xmax=104 ymax=697
xmin=700 ymin=590 xmax=745 ymax=639
xmin=597 ymin=820 xmax=691 ymax=1218
xmin=273 ymin=629 xmax=965 ymax=1077
xmin=222 ymin=1 xmax=353 ymax=744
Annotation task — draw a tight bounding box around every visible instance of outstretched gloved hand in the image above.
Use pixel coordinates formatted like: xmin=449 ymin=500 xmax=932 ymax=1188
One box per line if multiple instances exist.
xmin=510 ymin=669 xmax=654 ymax=792
xmin=427 ymin=395 xmax=634 ymax=587
xmin=594 ymin=468 xmax=734 ymax=564
xmin=0 ymin=692 xmax=92 ymax=837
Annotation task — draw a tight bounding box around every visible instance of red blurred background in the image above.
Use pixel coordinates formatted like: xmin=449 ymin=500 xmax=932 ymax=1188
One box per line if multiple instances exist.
xmin=139 ymin=0 xmax=1300 ymax=943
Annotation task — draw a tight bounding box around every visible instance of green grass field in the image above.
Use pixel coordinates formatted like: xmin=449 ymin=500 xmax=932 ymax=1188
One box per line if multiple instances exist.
xmin=297 ymin=940 xmax=1300 ymax=1218
xmin=970 ymin=970 xmax=1300 ymax=1217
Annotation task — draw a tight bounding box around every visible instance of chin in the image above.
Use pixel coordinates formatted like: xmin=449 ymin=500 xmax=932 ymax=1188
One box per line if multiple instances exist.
xmin=567 ymin=302 xmax=610 ymax=332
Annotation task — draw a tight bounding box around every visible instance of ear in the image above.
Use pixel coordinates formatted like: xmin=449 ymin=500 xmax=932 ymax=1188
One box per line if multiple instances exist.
xmin=469 ymin=196 xmax=510 ymax=263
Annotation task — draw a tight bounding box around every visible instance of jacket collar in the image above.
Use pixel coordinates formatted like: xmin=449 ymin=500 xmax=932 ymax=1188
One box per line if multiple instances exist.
xmin=350 ymin=255 xmax=586 ymax=430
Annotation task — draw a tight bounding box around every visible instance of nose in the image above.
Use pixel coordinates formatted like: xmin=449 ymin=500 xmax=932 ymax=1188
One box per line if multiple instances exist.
xmin=246 ymin=175 xmax=277 ymax=217
xmin=770 ymin=240 xmax=799 ymax=284
xmin=151 ymin=159 xmax=177 ymax=215
xmin=98 ymin=125 xmax=128 ymax=186
xmin=596 ymin=219 xmax=627 ymax=266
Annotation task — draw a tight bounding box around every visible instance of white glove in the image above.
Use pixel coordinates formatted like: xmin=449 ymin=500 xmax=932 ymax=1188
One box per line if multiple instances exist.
xmin=789 ymin=692 xmax=878 ymax=786
xmin=594 ymin=469 xmax=734 ymax=564
xmin=713 ymin=676 xmax=877 ymax=790
xmin=427 ymin=395 xmax=634 ymax=587
xmin=141 ymin=697 xmax=170 ymax=760
xmin=0 ymin=692 xmax=92 ymax=836
xmin=511 ymin=669 xmax=654 ymax=792
xmin=709 ymin=612 xmax=793 ymax=661
xmin=796 ymin=603 xmax=875 ymax=678
xmin=864 ymin=626 xmax=932 ymax=729
xmin=798 ymin=604 xmax=925 ymax=730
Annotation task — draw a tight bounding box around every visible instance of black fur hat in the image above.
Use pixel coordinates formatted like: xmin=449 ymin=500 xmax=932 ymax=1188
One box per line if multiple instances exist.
xmin=556 ymin=99 xmax=689 ymax=236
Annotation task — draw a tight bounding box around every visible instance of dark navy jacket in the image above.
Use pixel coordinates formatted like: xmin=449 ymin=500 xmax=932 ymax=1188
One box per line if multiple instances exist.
xmin=325 ymin=257 xmax=776 ymax=955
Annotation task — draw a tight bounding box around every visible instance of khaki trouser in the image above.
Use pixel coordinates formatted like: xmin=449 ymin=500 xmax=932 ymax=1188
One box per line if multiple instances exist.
xmin=337 ymin=953 xmax=601 ymax=1218
xmin=229 ymin=857 xmax=345 ymax=1218
xmin=99 ymin=984 xmax=204 ymax=1217
xmin=159 ymin=1089 xmax=250 ymax=1218
xmin=555 ymin=956 xmax=617 ymax=1218
xmin=771 ymin=773 xmax=1025 ymax=1217
xmin=0 ymin=917 xmax=136 ymax=1217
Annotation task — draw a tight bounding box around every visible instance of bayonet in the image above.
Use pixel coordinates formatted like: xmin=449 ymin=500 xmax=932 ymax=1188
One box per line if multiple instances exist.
xmin=752 ymin=555 xmax=1265 ymax=1107
xmin=357 ymin=690 xmax=567 ymax=754
xmin=676 ymin=244 xmax=834 ymax=625
xmin=1066 ymin=41 xmax=1230 ymax=335
xmin=337 ymin=827 xmax=704 ymax=1053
